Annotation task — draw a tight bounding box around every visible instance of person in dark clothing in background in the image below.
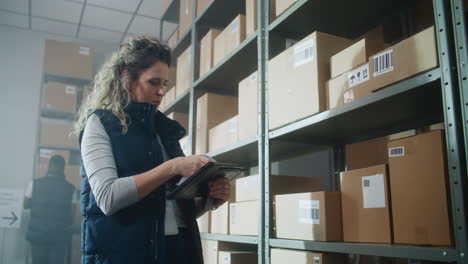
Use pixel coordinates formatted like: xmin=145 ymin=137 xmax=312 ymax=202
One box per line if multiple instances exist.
xmin=24 ymin=154 xmax=76 ymax=264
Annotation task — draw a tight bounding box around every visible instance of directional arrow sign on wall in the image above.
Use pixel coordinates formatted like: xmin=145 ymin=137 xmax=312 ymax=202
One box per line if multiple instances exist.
xmin=0 ymin=188 xmax=23 ymax=229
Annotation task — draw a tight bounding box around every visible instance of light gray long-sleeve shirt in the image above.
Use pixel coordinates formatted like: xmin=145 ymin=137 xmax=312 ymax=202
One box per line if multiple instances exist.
xmin=81 ymin=114 xmax=185 ymax=236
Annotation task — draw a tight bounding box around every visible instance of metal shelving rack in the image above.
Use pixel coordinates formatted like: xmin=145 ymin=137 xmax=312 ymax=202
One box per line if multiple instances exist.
xmin=159 ymin=0 xmax=468 ymax=263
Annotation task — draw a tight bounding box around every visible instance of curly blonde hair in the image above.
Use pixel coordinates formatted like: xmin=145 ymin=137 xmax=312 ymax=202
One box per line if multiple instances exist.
xmin=75 ymin=36 xmax=171 ymax=134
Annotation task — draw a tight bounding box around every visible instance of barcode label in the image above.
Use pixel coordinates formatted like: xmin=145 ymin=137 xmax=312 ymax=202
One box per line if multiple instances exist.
xmin=285 ymin=38 xmax=299 ymax=49
xmin=79 ymin=46 xmax=90 ymax=55
xmin=231 ymin=17 xmax=239 ymax=32
xmin=344 ymin=89 xmax=354 ymax=103
xmin=314 ymin=256 xmax=320 ymax=264
xmin=66 ymin=85 xmax=76 ymax=94
xmin=250 ymin=73 xmax=257 ymax=81
xmin=298 ymin=200 xmax=320 ymax=224
xmin=40 ymin=149 xmax=53 ymax=158
xmin=348 ymin=63 xmax=370 ymax=88
xmin=294 ymin=39 xmax=314 ymax=68
xmin=362 ymin=174 xmax=386 ymax=208
xmin=363 ymin=179 xmax=370 ymax=187
xmin=373 ymin=49 xmax=394 ymax=76
xmin=389 ymin=146 xmax=405 ymax=157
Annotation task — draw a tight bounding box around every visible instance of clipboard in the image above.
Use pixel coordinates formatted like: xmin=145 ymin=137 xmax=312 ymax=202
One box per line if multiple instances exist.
xmin=168 ymin=162 xmax=244 ymax=200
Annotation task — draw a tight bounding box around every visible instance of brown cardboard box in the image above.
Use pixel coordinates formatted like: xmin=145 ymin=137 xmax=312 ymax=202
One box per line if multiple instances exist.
xmin=213 ymin=15 xmax=246 ymax=66
xmin=197 ymin=0 xmax=212 ymax=16
xmin=275 ymin=0 xmax=298 ymax=17
xmin=169 ymin=66 xmax=177 ymax=88
xmin=268 ymin=32 xmax=353 ymax=129
xmin=197 ymin=211 xmax=211 ymax=233
xmin=211 ymin=202 xmax=230 ymax=234
xmin=271 ymin=248 xmax=345 ymax=264
xmin=179 ymin=0 xmax=193 ymax=36
xmin=238 ymin=71 xmax=258 ymax=140
xmin=388 ymin=130 xmax=452 ymax=246
xmin=229 ymin=201 xmax=258 ymax=236
xmin=65 ymin=165 xmax=81 ymax=189
xmin=43 ymin=39 xmax=94 ymax=79
xmin=168 ymin=28 xmax=179 ymax=49
xmin=246 ymin=0 xmax=257 ymax=36
xmin=176 ymin=46 xmax=192 ymax=97
xmin=218 ymin=251 xmax=257 ymax=264
xmin=43 ymin=82 xmax=78 ymax=113
xmin=40 ymin=119 xmax=78 ymax=148
xmin=270 ymin=0 xmax=276 ymax=22
xmin=235 ymin=174 xmax=321 ymax=203
xmin=209 ymin=115 xmax=239 ymax=152
xmin=164 ymin=86 xmax=176 ymax=107
xmin=36 ymin=149 xmax=70 ymax=178
xmin=167 ymin=112 xmax=189 ymax=132
xmin=330 ymin=36 xmax=386 ymax=79
xmin=196 ymin=93 xmax=238 ymax=154
xmin=203 ymin=240 xmax=256 ymax=264
xmin=200 ymin=29 xmax=222 ymax=77
xmin=341 ymin=164 xmax=392 ymax=243
xmin=274 ymin=192 xmax=342 ymax=241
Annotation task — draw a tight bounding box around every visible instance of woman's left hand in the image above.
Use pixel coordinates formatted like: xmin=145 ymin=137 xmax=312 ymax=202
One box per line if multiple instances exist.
xmin=208 ymin=177 xmax=231 ymax=202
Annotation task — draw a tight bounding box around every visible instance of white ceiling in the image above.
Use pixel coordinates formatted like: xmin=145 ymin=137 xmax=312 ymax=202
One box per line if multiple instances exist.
xmin=0 ymin=0 xmax=178 ymax=45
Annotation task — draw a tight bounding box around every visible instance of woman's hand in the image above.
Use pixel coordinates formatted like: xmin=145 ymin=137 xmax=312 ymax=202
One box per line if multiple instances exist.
xmin=175 ymin=155 xmax=211 ymax=177
xmin=208 ymin=177 xmax=231 ymax=202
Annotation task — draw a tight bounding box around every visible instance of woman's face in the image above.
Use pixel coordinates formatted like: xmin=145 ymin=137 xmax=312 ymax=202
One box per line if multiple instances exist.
xmin=131 ymin=61 xmax=169 ymax=107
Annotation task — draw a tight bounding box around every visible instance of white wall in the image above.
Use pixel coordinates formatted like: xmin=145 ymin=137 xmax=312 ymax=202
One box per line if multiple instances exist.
xmin=0 ymin=25 xmax=116 ymax=264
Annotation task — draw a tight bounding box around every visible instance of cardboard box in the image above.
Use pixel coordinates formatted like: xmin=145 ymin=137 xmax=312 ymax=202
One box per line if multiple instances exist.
xmin=246 ymin=0 xmax=257 ymax=36
xmin=275 ymin=0 xmax=298 ymax=17
xmin=43 ymin=82 xmax=78 ymax=113
xmin=164 ymin=86 xmax=176 ymax=107
xmin=203 ymin=240 xmax=256 ymax=264
xmin=168 ymin=28 xmax=179 ymax=49
xmin=271 ymin=248 xmax=345 ymax=264
xmin=274 ymin=192 xmax=342 ymax=241
xmin=268 ymin=32 xmax=353 ymax=130
xmin=43 ymin=39 xmax=94 ymax=79
xmin=65 ymin=165 xmax=81 ymax=189
xmin=169 ymin=66 xmax=177 ymax=89
xmin=330 ymin=36 xmax=386 ymax=79
xmin=200 ymin=29 xmax=222 ymax=77
xmin=229 ymin=200 xmax=258 ymax=236
xmin=197 ymin=211 xmax=211 ymax=233
xmin=235 ymin=174 xmax=321 ymax=203
xmin=214 ymin=15 xmax=246 ymax=66
xmin=218 ymin=251 xmax=257 ymax=264
xmin=81 ymin=85 xmax=92 ymax=106
xmin=196 ymin=93 xmax=238 ymax=154
xmin=211 ymin=183 xmax=236 ymax=234
xmin=40 ymin=118 xmax=78 ymax=148
xmin=197 ymin=0 xmax=212 ymax=16
xmin=176 ymin=46 xmax=192 ymax=97
xmin=388 ymin=130 xmax=452 ymax=246
xmin=238 ymin=71 xmax=258 ymax=140
xmin=179 ymin=136 xmax=190 ymax=155
xmin=340 ymin=164 xmax=392 ymax=243
xmin=209 ymin=115 xmax=239 ymax=152
xmin=343 ymin=27 xmax=437 ymax=104
xmin=167 ymin=112 xmax=189 ymax=132
xmin=36 ymin=149 xmax=70 ymax=178
xmin=179 ymin=0 xmax=193 ymax=36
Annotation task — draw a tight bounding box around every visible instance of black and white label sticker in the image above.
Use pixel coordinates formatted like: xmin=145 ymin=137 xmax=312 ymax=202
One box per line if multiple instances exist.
xmin=298 ymin=200 xmax=320 ymax=224
xmin=39 ymin=149 xmax=53 ymax=158
xmin=66 ymin=85 xmax=76 ymax=94
xmin=348 ymin=63 xmax=370 ymax=88
xmin=79 ymin=47 xmax=90 ymax=56
xmin=362 ymin=174 xmax=386 ymax=208
xmin=373 ymin=49 xmax=394 ymax=76
xmin=389 ymin=146 xmax=405 ymax=157
xmin=314 ymin=256 xmax=320 ymax=264
xmin=250 ymin=72 xmax=257 ymax=81
xmin=294 ymin=39 xmax=314 ymax=68
xmin=344 ymin=89 xmax=354 ymax=103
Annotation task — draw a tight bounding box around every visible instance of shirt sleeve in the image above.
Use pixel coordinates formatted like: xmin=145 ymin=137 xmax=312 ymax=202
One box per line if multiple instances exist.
xmin=81 ymin=114 xmax=139 ymax=216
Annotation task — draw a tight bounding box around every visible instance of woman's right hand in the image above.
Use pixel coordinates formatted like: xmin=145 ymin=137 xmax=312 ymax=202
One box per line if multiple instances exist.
xmin=175 ymin=155 xmax=211 ymax=177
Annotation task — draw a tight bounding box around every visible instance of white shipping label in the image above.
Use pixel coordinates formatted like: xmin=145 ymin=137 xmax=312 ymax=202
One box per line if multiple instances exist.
xmin=362 ymin=174 xmax=386 ymax=208
xmin=79 ymin=46 xmax=90 ymax=55
xmin=39 ymin=149 xmax=53 ymax=158
xmin=373 ymin=49 xmax=394 ymax=76
xmin=298 ymin=200 xmax=320 ymax=224
xmin=343 ymin=89 xmax=354 ymax=103
xmin=250 ymin=73 xmax=257 ymax=81
xmin=314 ymin=256 xmax=320 ymax=264
xmin=285 ymin=38 xmax=299 ymax=49
xmin=389 ymin=146 xmax=405 ymax=157
xmin=223 ymin=256 xmax=230 ymax=264
xmin=66 ymin=85 xmax=76 ymax=94
xmin=348 ymin=63 xmax=370 ymax=88
xmin=228 ymin=118 xmax=237 ymax=133
xmin=294 ymin=39 xmax=314 ymax=68
xmin=231 ymin=17 xmax=240 ymax=32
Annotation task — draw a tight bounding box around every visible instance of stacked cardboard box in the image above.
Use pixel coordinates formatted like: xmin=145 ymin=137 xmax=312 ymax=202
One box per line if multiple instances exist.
xmin=162 ymin=86 xmax=176 ymax=109
xmin=40 ymin=118 xmax=78 ymax=148
xmin=168 ymin=29 xmax=179 ymax=49
xmin=43 ymin=39 xmax=94 ymax=79
xmin=176 ymin=47 xmax=192 ymax=97
xmin=179 ymin=0 xmax=193 ymax=36
xmin=218 ymin=251 xmax=257 ymax=264
xmin=197 ymin=211 xmax=211 ymax=233
xmin=200 ymin=29 xmax=222 ymax=77
xmin=271 ymin=248 xmax=345 ymax=264
xmin=209 ymin=115 xmax=239 ymax=152
xmin=246 ymin=0 xmax=257 ymax=36
xmin=213 ymin=15 xmax=246 ymax=66
xmin=238 ymin=71 xmax=258 ymax=140
xmin=274 ymin=0 xmax=298 ymax=17
xmin=43 ymin=82 xmax=78 ymax=113
xmin=268 ymin=31 xmax=353 ymax=130
xmin=202 ymin=240 xmax=256 ymax=264
xmin=211 ymin=182 xmax=236 ymax=235
xmin=195 ymin=93 xmax=238 ymax=154
xmin=197 ymin=0 xmax=212 ymax=16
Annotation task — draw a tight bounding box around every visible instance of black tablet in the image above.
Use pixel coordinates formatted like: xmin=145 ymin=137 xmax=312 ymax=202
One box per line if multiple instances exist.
xmin=168 ymin=162 xmax=244 ymax=200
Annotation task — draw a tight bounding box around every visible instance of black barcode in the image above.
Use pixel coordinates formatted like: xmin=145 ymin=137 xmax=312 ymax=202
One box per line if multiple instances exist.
xmin=363 ymin=179 xmax=370 ymax=187
xmin=389 ymin=147 xmax=405 ymax=157
xmin=300 ymin=207 xmax=319 ymax=220
xmin=314 ymin=259 xmax=320 ymax=264
xmin=373 ymin=50 xmax=394 ymax=76
xmin=296 ymin=47 xmax=313 ymax=62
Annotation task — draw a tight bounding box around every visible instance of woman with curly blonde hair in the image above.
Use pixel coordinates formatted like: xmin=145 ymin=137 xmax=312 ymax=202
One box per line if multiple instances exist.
xmin=76 ymin=36 xmax=230 ymax=264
